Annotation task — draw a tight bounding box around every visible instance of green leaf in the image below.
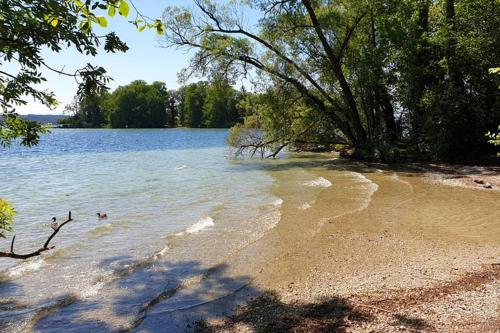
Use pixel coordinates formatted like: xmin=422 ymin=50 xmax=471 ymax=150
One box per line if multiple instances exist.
xmin=96 ymin=15 xmax=108 ymax=27
xmin=108 ymin=5 xmax=116 ymax=17
xmin=138 ymin=25 xmax=146 ymax=32
xmin=74 ymin=0 xmax=84 ymax=7
xmin=50 ymin=19 xmax=59 ymax=27
xmin=156 ymin=24 xmax=165 ymax=36
xmin=489 ymin=67 xmax=500 ymax=75
xmin=119 ymin=0 xmax=130 ymax=17
xmin=80 ymin=20 xmax=91 ymax=32
xmin=0 ymin=198 xmax=15 ymax=239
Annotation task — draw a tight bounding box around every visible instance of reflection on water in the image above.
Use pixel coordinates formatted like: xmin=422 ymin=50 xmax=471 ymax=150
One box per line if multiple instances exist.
xmin=1 ymin=130 xmax=499 ymax=332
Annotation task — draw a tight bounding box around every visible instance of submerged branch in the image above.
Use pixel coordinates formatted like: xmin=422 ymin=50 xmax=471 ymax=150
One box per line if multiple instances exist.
xmin=0 ymin=212 xmax=73 ymax=260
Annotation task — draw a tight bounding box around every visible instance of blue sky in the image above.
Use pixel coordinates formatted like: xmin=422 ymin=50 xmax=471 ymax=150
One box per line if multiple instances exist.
xmin=14 ymin=1 xmax=202 ymax=114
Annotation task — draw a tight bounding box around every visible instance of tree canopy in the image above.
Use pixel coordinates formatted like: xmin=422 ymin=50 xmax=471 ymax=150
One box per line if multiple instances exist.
xmin=0 ymin=0 xmax=165 ymax=146
xmin=105 ymin=81 xmax=169 ymax=128
xmin=163 ymin=0 xmax=500 ymax=161
xmin=61 ymin=80 xmax=245 ymax=129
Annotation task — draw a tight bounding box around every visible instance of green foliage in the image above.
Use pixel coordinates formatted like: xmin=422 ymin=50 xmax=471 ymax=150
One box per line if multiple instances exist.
xmin=0 ymin=113 xmax=48 ymax=147
xmin=0 ymin=0 xmax=132 ymax=112
xmin=180 ymin=81 xmax=243 ymax=128
xmin=486 ymin=126 xmax=500 ymax=147
xmin=104 ymin=81 xmax=169 ymax=128
xmin=228 ymin=84 xmax=345 ymax=156
xmin=164 ymin=0 xmax=500 ymax=161
xmin=60 ymin=93 xmax=108 ymax=128
xmin=0 ymin=199 xmax=15 ymax=239
xmin=182 ymin=82 xmax=207 ymax=128
xmin=203 ymin=83 xmax=240 ymax=128
xmin=1 ymin=0 xmax=166 ymax=148
xmin=58 ymin=80 xmax=246 ymax=129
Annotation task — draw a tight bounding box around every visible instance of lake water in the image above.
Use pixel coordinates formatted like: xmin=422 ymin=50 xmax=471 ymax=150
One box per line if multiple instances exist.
xmin=0 ymin=129 xmax=329 ymax=332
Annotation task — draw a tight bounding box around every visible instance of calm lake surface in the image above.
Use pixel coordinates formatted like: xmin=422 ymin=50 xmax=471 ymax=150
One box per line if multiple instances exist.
xmin=0 ymin=129 xmax=277 ymax=268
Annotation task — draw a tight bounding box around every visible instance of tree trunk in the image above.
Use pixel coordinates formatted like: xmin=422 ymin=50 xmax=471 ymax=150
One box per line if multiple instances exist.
xmin=445 ymin=0 xmax=461 ymax=88
xmin=408 ymin=0 xmax=431 ymax=140
xmin=380 ymin=89 xmax=398 ymax=142
xmin=301 ymin=0 xmax=367 ymax=146
xmin=369 ymin=9 xmax=398 ymax=143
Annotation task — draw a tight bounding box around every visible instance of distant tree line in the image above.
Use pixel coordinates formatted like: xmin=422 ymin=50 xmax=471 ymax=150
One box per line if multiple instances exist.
xmin=59 ymin=80 xmax=246 ymax=129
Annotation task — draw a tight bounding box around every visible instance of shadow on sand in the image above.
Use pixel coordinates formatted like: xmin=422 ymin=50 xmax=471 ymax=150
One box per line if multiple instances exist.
xmin=0 ymin=253 xmax=433 ymax=333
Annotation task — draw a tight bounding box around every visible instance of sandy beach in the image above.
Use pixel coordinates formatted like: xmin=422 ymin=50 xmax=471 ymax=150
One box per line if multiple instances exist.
xmin=196 ymin=158 xmax=500 ymax=332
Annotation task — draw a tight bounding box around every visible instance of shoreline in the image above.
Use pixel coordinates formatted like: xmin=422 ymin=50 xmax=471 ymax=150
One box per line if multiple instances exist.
xmin=1 ymin=153 xmax=499 ymax=332
xmin=195 ymin=157 xmax=500 ymax=332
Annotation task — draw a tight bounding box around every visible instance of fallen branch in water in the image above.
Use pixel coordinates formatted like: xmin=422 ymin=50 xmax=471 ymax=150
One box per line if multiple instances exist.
xmin=0 ymin=211 xmax=73 ymax=260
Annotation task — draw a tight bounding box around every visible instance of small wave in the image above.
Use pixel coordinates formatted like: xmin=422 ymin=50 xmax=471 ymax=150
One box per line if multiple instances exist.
xmin=272 ymin=198 xmax=284 ymax=207
xmin=299 ymin=202 xmax=312 ymax=210
xmin=174 ymin=165 xmax=187 ymax=170
xmin=353 ymin=173 xmax=379 ymax=194
xmin=211 ymin=202 xmax=225 ymax=215
xmin=153 ymin=246 xmax=170 ymax=260
xmin=389 ymin=173 xmax=414 ymax=192
xmin=44 ymin=245 xmax=78 ymax=261
xmin=185 ymin=216 xmax=214 ymax=234
xmin=7 ymin=258 xmax=45 ymax=278
xmin=261 ymin=210 xmax=281 ymax=230
xmin=329 ymin=172 xmax=378 ymax=220
xmin=89 ymin=223 xmax=113 ymax=236
xmin=303 ymin=177 xmax=332 ymax=188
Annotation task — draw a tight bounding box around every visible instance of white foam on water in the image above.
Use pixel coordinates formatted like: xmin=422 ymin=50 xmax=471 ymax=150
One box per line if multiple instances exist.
xmin=329 ymin=172 xmax=379 ymax=220
xmin=7 ymin=258 xmax=45 ymax=278
xmin=263 ymin=210 xmax=281 ymax=230
xmin=299 ymin=202 xmax=312 ymax=210
xmin=80 ymin=281 xmax=105 ymax=298
xmin=353 ymin=172 xmax=379 ymax=195
xmin=153 ymin=246 xmax=170 ymax=260
xmin=272 ymin=198 xmax=284 ymax=207
xmin=185 ymin=216 xmax=215 ymax=234
xmin=174 ymin=165 xmax=187 ymax=170
xmin=303 ymin=177 xmax=332 ymax=188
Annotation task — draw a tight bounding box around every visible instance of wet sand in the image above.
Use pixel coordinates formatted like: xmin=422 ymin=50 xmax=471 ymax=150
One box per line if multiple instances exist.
xmin=197 ymin=158 xmax=500 ymax=332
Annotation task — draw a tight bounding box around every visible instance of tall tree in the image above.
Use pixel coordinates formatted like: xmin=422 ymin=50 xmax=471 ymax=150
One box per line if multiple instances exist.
xmin=162 ymin=0 xmax=394 ymax=156
xmin=182 ymin=82 xmax=207 ymax=128
xmin=162 ymin=0 xmax=499 ymax=160
xmin=104 ymin=80 xmax=169 ymax=128
xmin=203 ymin=83 xmax=240 ymax=128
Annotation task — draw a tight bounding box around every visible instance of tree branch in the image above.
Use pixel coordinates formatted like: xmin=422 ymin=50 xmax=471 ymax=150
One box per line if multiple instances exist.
xmin=301 ymin=0 xmax=366 ymax=144
xmin=338 ymin=11 xmax=368 ymax=61
xmin=0 ymin=212 xmax=73 ymax=260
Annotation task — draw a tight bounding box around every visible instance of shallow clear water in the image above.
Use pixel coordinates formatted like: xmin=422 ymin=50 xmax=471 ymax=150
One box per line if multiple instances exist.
xmin=0 ymin=129 xmax=277 ymax=268
xmin=0 ymin=129 xmax=295 ymax=330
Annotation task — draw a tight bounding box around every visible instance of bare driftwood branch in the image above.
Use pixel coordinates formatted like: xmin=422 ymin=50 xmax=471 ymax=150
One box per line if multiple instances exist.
xmin=0 ymin=212 xmax=73 ymax=260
